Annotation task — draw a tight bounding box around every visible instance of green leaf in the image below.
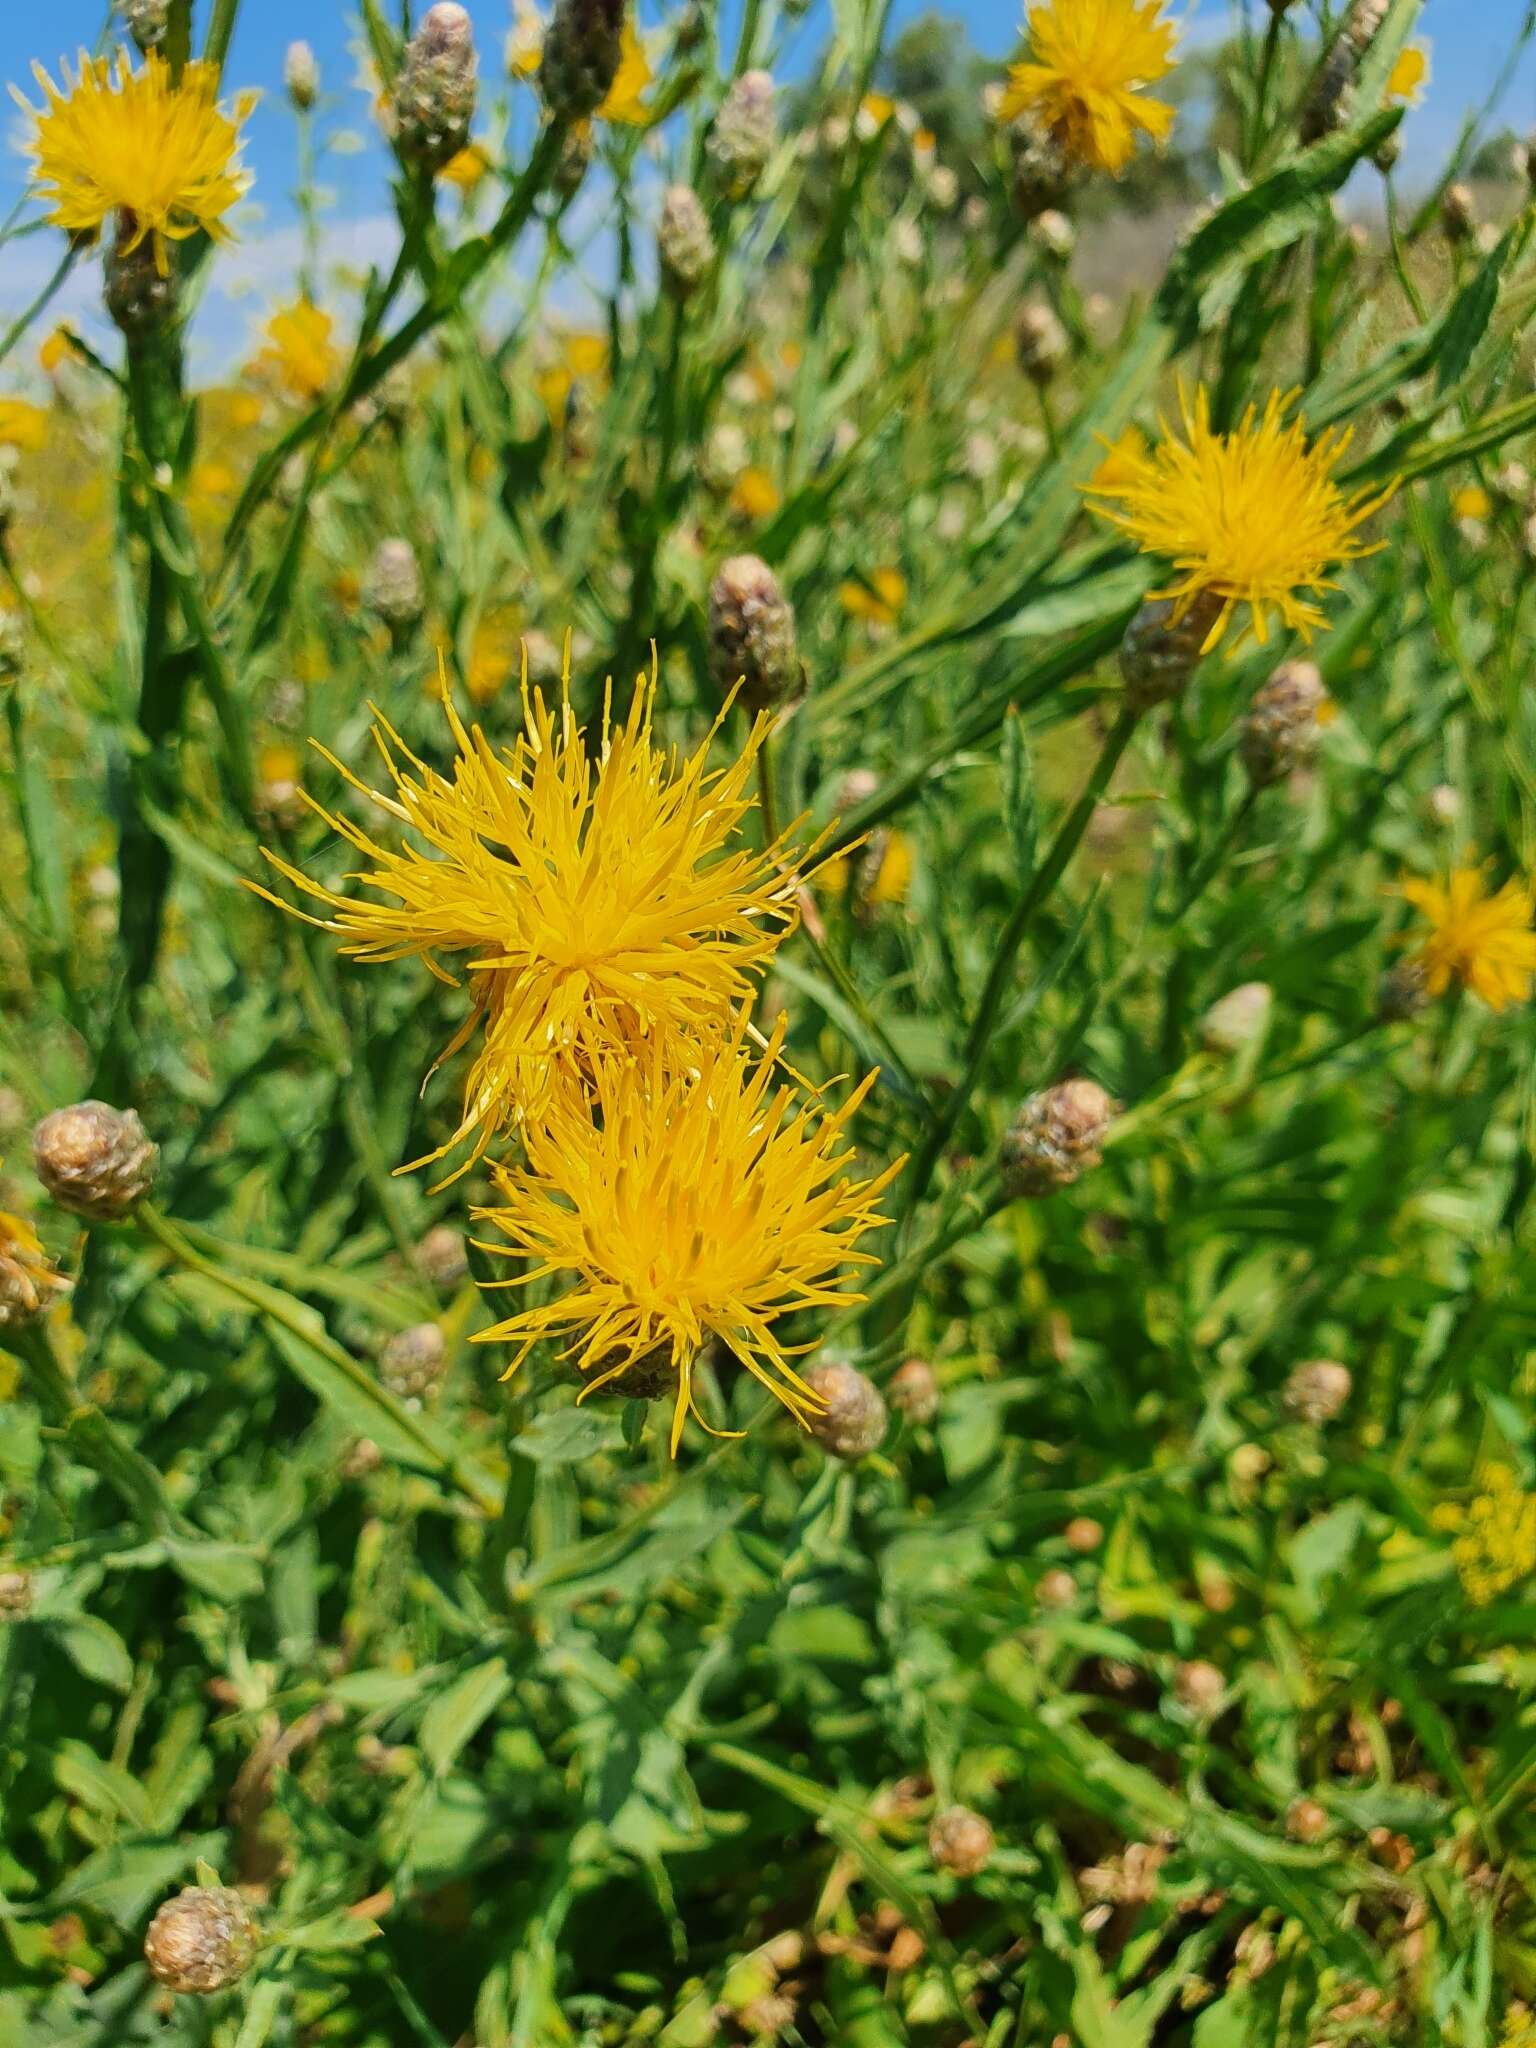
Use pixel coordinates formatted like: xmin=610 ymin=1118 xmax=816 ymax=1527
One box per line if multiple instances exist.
xmin=43 ymin=1615 xmax=134 ymax=1694
xmin=1002 ymin=709 xmax=1038 ymax=883
xmin=420 ymin=1656 xmax=512 ymax=1776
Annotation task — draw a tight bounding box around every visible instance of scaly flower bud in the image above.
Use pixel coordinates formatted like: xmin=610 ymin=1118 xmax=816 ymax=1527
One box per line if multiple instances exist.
xmin=364 ymin=537 xmax=424 ymax=640
xmin=708 ymin=71 xmax=777 ymax=201
xmin=1032 ymin=208 xmax=1075 ymax=261
xmin=285 ymin=41 xmax=320 ymax=112
xmin=391 ymin=4 xmax=479 ymax=174
xmin=1301 ymin=0 xmax=1387 ymax=141
xmin=554 ymin=120 xmax=595 ymax=197
xmin=144 ymin=1885 xmax=259 ymax=1996
xmin=1007 ymin=112 xmax=1070 ymax=222
xmin=1283 ymin=1358 xmax=1352 ymax=1424
xmin=929 ymin=1805 xmax=995 ymax=1877
xmin=1118 ymin=591 xmax=1224 ymax=712
xmin=540 ymin=0 xmax=624 ymax=122
xmin=105 ymin=231 xmax=178 ymax=344
xmin=418 ymin=1223 xmax=468 ymax=1290
xmin=1240 ymin=659 xmax=1326 ymax=788
xmin=889 ymin=1356 xmax=939 ymax=1424
xmin=1441 ymin=181 xmax=1476 ymax=243
xmin=1375 ymin=958 xmax=1429 ymax=1023
xmin=1286 ymin=1796 xmax=1329 ymax=1842
xmin=1013 ymin=301 xmax=1067 ymax=384
xmin=0 ymin=1569 xmax=33 ymax=1620
xmin=1199 ymin=982 xmax=1273 ymax=1056
xmin=803 ymin=1359 xmax=887 ymax=1459
xmin=708 ymin=554 xmax=801 ymax=710
xmin=1172 ymin=1659 xmax=1225 ymax=1717
xmin=1064 ymin=1515 xmax=1103 ymax=1553
xmin=33 ymin=1101 xmax=157 ymax=1221
xmin=658 ymin=184 xmax=716 ymax=299
xmin=1000 ymin=1079 xmax=1114 ymax=1198
xmin=120 ymin=0 xmax=171 ymax=53
xmin=378 ymin=1322 xmax=447 ymax=1405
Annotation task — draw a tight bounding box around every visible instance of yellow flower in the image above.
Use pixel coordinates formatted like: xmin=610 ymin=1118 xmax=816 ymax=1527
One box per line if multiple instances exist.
xmin=1084 ymin=385 xmax=1393 ymax=650
xmin=1089 ymin=422 xmax=1147 ymax=492
xmin=1387 ymin=42 xmax=1430 ymax=106
xmin=563 ymin=330 xmax=609 ymax=380
xmin=1399 ymin=866 xmax=1536 ymax=1011
xmin=1504 ymin=2004 xmax=1536 ymax=2048
xmin=507 ymin=0 xmax=545 ymax=80
xmin=0 ymin=1194 xmax=69 ymax=1329
xmin=438 ymin=142 xmax=491 ymax=191
xmin=252 ymin=660 xmax=804 ymax=1169
xmin=1451 ymin=482 xmax=1491 ymax=523
xmin=37 ymin=325 xmax=73 ymax=374
xmin=840 ymin=567 xmax=908 ymax=628
xmin=465 ymin=613 xmax=522 ymax=705
xmin=471 ymin=1009 xmax=898 ymax=1453
xmin=256 ymin=299 xmax=341 ymax=404
xmin=17 ymin=51 xmax=256 ymax=267
xmin=731 ymin=466 xmax=781 ymax=522
xmin=0 ymin=401 xmax=48 ymax=452
xmin=203 ymin=384 xmax=265 ymax=432
xmin=998 ymin=0 xmax=1177 ymax=176
xmin=1433 ymin=1464 xmax=1536 ymax=1605
xmin=869 ymin=829 xmax=914 ymax=904
xmin=597 ymin=17 xmax=653 ymax=125
xmin=187 ymin=457 xmax=237 ymax=508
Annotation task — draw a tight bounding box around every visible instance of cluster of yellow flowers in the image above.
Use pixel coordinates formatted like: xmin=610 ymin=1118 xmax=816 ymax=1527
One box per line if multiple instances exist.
xmin=1433 ymin=1464 xmax=1536 ymax=1607
xmin=254 ymin=660 xmax=898 ymax=1452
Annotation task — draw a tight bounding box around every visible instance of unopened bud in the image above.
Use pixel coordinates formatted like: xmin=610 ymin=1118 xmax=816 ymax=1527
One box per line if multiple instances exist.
xmin=144 ymin=1885 xmax=259 ymax=1995
xmin=33 ymin=1101 xmax=157 ymax=1221
xmin=364 ymin=537 xmax=424 ymax=638
xmin=1300 ymin=0 xmax=1386 ymax=146
xmin=1118 ymin=591 xmax=1223 ymax=711
xmin=392 ymin=4 xmax=479 ymax=173
xmin=0 ymin=1569 xmax=32 ymax=1620
xmin=1240 ymin=660 xmax=1326 ymax=787
xmin=708 ymin=554 xmax=801 ymax=710
xmin=1442 ymin=182 xmax=1476 ymax=243
xmin=1007 ymin=112 xmax=1070 ymax=222
xmin=105 ymin=232 xmax=178 ymax=345
xmin=889 ymin=1357 xmax=939 ymax=1424
xmin=580 ymin=1340 xmax=676 ymax=1400
xmin=540 ymin=0 xmax=624 ymax=122
xmin=803 ymin=1359 xmax=887 ymax=1459
xmin=1286 ymin=1796 xmax=1329 ymax=1843
xmin=1037 ymin=1566 xmax=1077 ymax=1609
xmin=658 ymin=184 xmax=716 ymax=299
xmin=378 ymin=1322 xmax=447 ymax=1405
xmin=1000 ymin=1078 xmax=1114 ymax=1198
xmin=1013 ymin=301 xmax=1067 ymax=384
xmin=1283 ymin=1358 xmax=1352 ymax=1424
xmin=1375 ymin=957 xmax=1429 ymax=1023
xmin=1172 ymin=1659 xmax=1225 ymax=1717
xmin=928 ymin=1805 xmax=994 ymax=1877
xmin=1032 ymin=208 xmax=1075 ymax=261
xmin=708 ymin=71 xmax=777 ymax=201
xmin=285 ymin=41 xmax=320 ymax=111
xmin=1064 ymin=1516 xmax=1103 ymax=1554
xmin=120 ymin=0 xmax=171 ymax=52
xmin=1199 ymin=982 xmax=1273 ymax=1056
xmin=418 ymin=1223 xmax=468 ymax=1290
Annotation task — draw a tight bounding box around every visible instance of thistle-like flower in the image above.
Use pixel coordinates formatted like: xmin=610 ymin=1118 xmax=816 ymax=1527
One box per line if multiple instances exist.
xmin=33 ymin=1102 xmax=157 ymax=1221
xmin=255 ymin=299 xmax=341 ymax=403
xmin=471 ymin=1012 xmax=898 ymax=1453
xmin=390 ymin=3 xmax=479 ymax=173
xmin=708 ymin=70 xmax=777 ymax=199
xmin=144 ymin=1884 xmax=259 ymax=1995
xmin=658 ymin=183 xmax=716 ymax=299
xmin=1084 ymin=386 xmax=1393 ymax=651
xmin=540 ymin=0 xmax=625 ymax=121
xmin=17 ymin=52 xmax=255 ymax=269
xmin=1398 ymin=866 xmax=1536 ymax=1012
xmin=709 ymin=556 xmax=801 ymax=709
xmin=0 ymin=1194 xmax=69 ymax=1329
xmin=254 ymin=662 xmax=803 ymax=1168
xmin=998 ymin=0 xmax=1178 ymax=177
xmin=1001 ymin=1078 xmax=1114 ymax=1197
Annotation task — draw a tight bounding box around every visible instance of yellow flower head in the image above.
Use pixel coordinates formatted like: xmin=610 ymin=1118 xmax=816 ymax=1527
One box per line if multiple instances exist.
xmin=1399 ymin=865 xmax=1536 ymax=1012
xmin=472 ymin=1009 xmax=898 ymax=1453
xmin=731 ymin=466 xmax=781 ymax=523
xmin=252 ymin=657 xmax=804 ymax=1170
xmin=597 ymin=17 xmax=653 ymax=125
xmin=998 ymin=0 xmax=1177 ymax=175
xmin=1433 ymin=1463 xmax=1536 ymax=1605
xmin=1451 ymin=482 xmax=1491 ymax=523
xmin=1089 ymin=422 xmax=1147 ymax=493
xmin=0 ymin=1195 xmax=68 ymax=1329
xmin=507 ymin=0 xmax=545 ymax=80
xmin=1084 ymin=385 xmax=1393 ymax=650
xmin=0 ymin=401 xmax=48 ymax=452
xmin=1504 ymin=2005 xmax=1536 ymax=2048
xmin=17 ymin=52 xmax=256 ymax=266
xmin=255 ymin=298 xmax=340 ymax=404
xmin=465 ymin=612 xmax=522 ymax=705
xmin=1387 ymin=42 xmax=1430 ymax=106
xmin=840 ymin=567 xmax=907 ymax=628
xmin=37 ymin=325 xmax=74 ymax=374
xmin=438 ymin=142 xmax=491 ymax=191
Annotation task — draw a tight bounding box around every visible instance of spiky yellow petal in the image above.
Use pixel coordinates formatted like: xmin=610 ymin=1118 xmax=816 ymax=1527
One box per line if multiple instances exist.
xmin=1399 ymin=866 xmax=1536 ymax=1012
xmin=254 ymin=298 xmax=340 ymax=404
xmin=998 ymin=0 xmax=1177 ymax=176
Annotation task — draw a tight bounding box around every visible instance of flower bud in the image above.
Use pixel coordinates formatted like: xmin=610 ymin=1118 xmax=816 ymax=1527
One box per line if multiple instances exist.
xmin=928 ymin=1805 xmax=994 ymax=1877
xmin=1064 ymin=1515 xmax=1103 ymax=1554
xmin=391 ymin=4 xmax=479 ymax=174
xmin=1032 ymin=208 xmax=1075 ymax=261
xmin=554 ymin=120 xmax=595 ymax=198
xmin=658 ymin=184 xmax=716 ymax=299
xmin=1199 ymin=982 xmax=1273 ymax=1056
xmin=708 ymin=554 xmax=801 ymax=710
xmin=418 ymin=1223 xmax=468 ymax=1290
xmin=1000 ymin=1079 xmax=1114 ymax=1199
xmin=803 ymin=1359 xmax=887 ymax=1459
xmin=1037 ymin=1566 xmax=1077 ymax=1609
xmin=364 ymin=537 xmax=424 ymax=638
xmin=1240 ymin=659 xmax=1326 ymax=788
xmin=0 ymin=1569 xmax=32 ymax=1620
xmin=701 ymin=421 xmax=749 ymax=490
xmin=1172 ymin=1659 xmax=1225 ymax=1717
xmin=285 ymin=41 xmax=321 ymax=111
xmin=1118 ymin=591 xmax=1223 ymax=712
xmin=1283 ymin=1358 xmax=1352 ymax=1424
xmin=889 ymin=1356 xmax=939 ymax=1424
xmin=1375 ymin=958 xmax=1429 ymax=1023
xmin=1013 ymin=301 xmax=1067 ymax=385
xmin=33 ymin=1101 xmax=156 ymax=1221
xmin=540 ymin=0 xmax=624 ymax=122
xmin=144 ymin=1885 xmax=259 ymax=1995
xmin=105 ymin=232 xmax=178 ymax=345
xmin=1286 ymin=1796 xmax=1329 ymax=1843
xmin=121 ymin=0 xmax=171 ymax=52
xmin=378 ymin=1322 xmax=447 ymax=1405
xmin=1441 ymin=181 xmax=1476 ymax=243
xmin=708 ymin=71 xmax=777 ymax=201
xmin=1007 ymin=113 xmax=1070 ymax=222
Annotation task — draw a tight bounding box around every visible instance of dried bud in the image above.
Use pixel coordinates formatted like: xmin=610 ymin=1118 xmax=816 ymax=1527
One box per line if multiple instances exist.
xmin=378 ymin=1322 xmax=447 ymax=1404
xmin=1007 ymin=112 xmax=1070 ymax=222
xmin=392 ymin=4 xmax=479 ymax=173
xmin=708 ymin=71 xmax=777 ymax=201
xmin=1013 ymin=301 xmax=1067 ymax=384
xmin=701 ymin=421 xmax=749 ymax=490
xmin=708 ymin=554 xmax=800 ymax=710
xmin=1199 ymin=982 xmax=1273 ymax=1056
xmin=120 ymin=0 xmax=171 ymax=52
xmin=364 ymin=537 xmax=424 ymax=637
xmin=835 ymin=767 xmax=880 ymax=813
xmin=418 ymin=1223 xmax=468 ymax=1290
xmin=1064 ymin=1516 xmax=1103 ymax=1554
xmin=540 ymin=0 xmax=624 ymax=122
xmin=929 ymin=1805 xmax=994 ymax=1877
xmin=105 ymin=231 xmax=178 ymax=344
xmin=1032 ymin=208 xmax=1075 ymax=261
xmin=144 ymin=1885 xmax=259 ymax=1995
xmin=889 ymin=1357 xmax=940 ymax=1424
xmin=658 ymin=184 xmax=716 ymax=299
xmin=285 ymin=41 xmax=321 ymax=111
xmin=1037 ymin=1566 xmax=1077 ymax=1610
xmin=33 ymin=1101 xmax=157 ymax=1221
xmin=1240 ymin=659 xmax=1326 ymax=787
xmin=1172 ymin=1659 xmax=1226 ymax=1717
xmin=1375 ymin=958 xmax=1429 ymax=1023
xmin=1283 ymin=1358 xmax=1352 ymax=1424
xmin=1442 ymin=182 xmax=1476 ymax=243
xmin=0 ymin=1569 xmax=32 ymax=1620
xmin=1118 ymin=591 xmax=1223 ymax=712
xmin=803 ymin=1359 xmax=887 ymax=1459
xmin=1286 ymin=1796 xmax=1329 ymax=1843
xmin=1000 ymin=1079 xmax=1115 ymax=1199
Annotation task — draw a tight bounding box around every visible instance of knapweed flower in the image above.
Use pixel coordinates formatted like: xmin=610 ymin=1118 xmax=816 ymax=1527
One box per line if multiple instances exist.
xmin=17 ymin=52 xmax=256 ymax=267
xmin=1084 ymin=385 xmax=1393 ymax=650
xmin=998 ymin=0 xmax=1177 ymax=176
xmin=0 ymin=1188 xmax=69 ymax=1329
xmin=438 ymin=141 xmax=491 ymax=191
xmin=255 ymin=299 xmax=341 ymax=403
xmin=1433 ymin=1463 xmax=1536 ymax=1605
xmin=253 ymin=660 xmax=804 ymax=1168
xmin=839 ymin=567 xmax=907 ymax=628
xmin=1398 ymin=866 xmax=1536 ymax=1011
xmin=471 ymin=1011 xmax=898 ymax=1452
xmin=0 ymin=402 xmax=47 ymax=452
xmin=596 ymin=17 xmax=652 ymax=125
